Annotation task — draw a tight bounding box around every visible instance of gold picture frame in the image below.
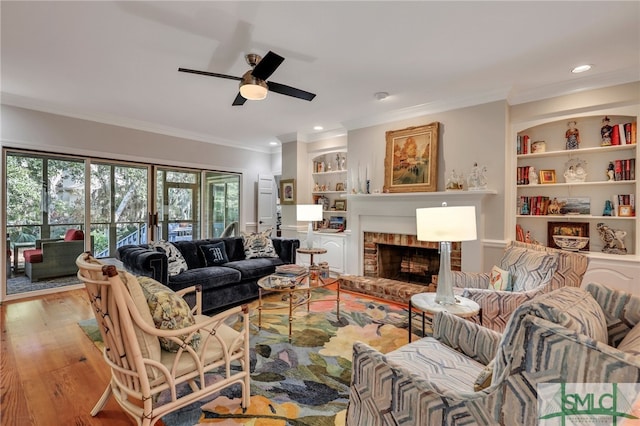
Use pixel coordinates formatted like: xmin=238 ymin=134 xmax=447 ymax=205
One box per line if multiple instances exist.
xmin=334 ymin=200 xmax=346 ymax=211
xmin=539 ymin=169 xmax=556 ymax=184
xmin=618 ymin=205 xmax=633 ymax=217
xmin=383 ymin=122 xmax=439 ymax=193
xmin=280 ymin=179 xmax=296 ymax=205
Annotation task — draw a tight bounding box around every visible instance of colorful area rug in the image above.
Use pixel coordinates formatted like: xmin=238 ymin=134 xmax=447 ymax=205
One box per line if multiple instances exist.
xmin=79 ymin=287 xmax=427 ymax=426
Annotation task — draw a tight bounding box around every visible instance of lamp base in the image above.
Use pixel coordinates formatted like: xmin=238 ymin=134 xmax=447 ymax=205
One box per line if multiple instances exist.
xmin=306 ymin=222 xmax=314 ymax=249
xmin=435 ymin=241 xmax=456 ymax=305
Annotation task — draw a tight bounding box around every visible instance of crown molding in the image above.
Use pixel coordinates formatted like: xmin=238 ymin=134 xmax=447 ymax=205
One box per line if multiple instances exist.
xmin=507 ymin=68 xmax=640 ymax=105
xmin=341 ymin=88 xmax=510 ymax=132
xmin=1 ymin=93 xmax=272 ymax=154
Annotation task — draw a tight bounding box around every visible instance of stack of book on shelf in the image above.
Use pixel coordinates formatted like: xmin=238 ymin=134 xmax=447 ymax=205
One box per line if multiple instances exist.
xmin=611 ymin=194 xmax=636 ymax=217
xmin=612 ymin=159 xmax=636 ymax=181
xmin=610 ymin=122 xmax=637 ymax=146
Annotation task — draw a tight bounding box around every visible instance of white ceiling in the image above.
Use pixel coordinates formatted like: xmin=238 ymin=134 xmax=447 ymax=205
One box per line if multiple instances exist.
xmin=2 ymin=1 xmax=639 ymax=153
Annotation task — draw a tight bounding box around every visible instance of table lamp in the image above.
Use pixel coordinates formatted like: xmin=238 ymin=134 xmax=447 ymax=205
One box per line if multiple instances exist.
xmin=416 ymin=203 xmax=477 ymax=305
xmin=297 ymin=204 xmax=323 ymax=249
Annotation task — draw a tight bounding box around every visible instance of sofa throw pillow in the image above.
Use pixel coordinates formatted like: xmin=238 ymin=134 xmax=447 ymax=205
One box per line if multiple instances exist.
xmin=149 ymin=240 xmax=188 ymax=277
xmin=241 ymin=229 xmax=279 ymax=259
xmin=200 ymin=241 xmax=229 ymax=266
xmin=488 ymin=265 xmax=511 ymax=291
xmin=500 ymin=247 xmax=558 ymax=292
xmin=617 ymin=321 xmax=640 ymax=356
xmin=137 ymin=276 xmax=200 ymax=352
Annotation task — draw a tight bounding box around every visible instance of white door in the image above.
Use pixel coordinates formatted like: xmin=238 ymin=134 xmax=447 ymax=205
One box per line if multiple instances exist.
xmin=257 ymin=174 xmax=276 ymax=233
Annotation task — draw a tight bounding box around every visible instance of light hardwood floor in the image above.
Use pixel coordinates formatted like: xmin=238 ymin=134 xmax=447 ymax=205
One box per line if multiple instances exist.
xmin=1 ymin=288 xmax=157 ymax=426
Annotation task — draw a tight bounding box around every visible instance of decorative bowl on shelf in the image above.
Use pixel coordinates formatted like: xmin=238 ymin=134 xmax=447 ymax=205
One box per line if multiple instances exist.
xmin=552 ymin=235 xmax=589 ymax=251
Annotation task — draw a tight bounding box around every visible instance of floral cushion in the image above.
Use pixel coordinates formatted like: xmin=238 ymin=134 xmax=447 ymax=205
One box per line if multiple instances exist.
xmin=488 ymin=265 xmax=510 ymax=291
xmin=137 ymin=276 xmax=200 ymax=352
xmin=200 ymin=241 xmax=229 ymax=266
xmin=149 ymin=240 xmax=188 ymax=277
xmin=241 ymin=229 xmax=279 ymax=259
xmin=499 ymin=246 xmax=558 ymax=292
xmin=618 ymin=321 xmax=640 ymax=356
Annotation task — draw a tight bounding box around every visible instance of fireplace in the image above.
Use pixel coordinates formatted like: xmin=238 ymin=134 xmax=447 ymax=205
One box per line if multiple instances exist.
xmin=344 ymin=191 xmax=493 ymax=276
xmin=363 ymin=231 xmax=461 ymax=285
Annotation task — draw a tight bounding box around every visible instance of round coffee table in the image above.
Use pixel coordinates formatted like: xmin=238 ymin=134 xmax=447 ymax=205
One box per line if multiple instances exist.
xmin=257 ymin=272 xmax=340 ymax=342
xmin=408 ymin=293 xmax=480 ymax=341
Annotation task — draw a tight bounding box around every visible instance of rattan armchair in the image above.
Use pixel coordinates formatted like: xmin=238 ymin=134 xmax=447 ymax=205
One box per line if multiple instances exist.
xmin=76 ymin=252 xmax=250 ymax=426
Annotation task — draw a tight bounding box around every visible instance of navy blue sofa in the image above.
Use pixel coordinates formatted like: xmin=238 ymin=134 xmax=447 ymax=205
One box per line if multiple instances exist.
xmin=117 ymin=236 xmax=300 ymax=314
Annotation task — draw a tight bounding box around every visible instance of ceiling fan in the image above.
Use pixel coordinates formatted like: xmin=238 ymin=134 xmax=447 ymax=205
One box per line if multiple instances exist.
xmin=178 ymin=51 xmax=316 ymax=106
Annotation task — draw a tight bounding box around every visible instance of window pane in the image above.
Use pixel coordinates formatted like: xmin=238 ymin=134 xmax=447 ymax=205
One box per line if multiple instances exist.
xmin=6 ymin=154 xmax=43 ymax=226
xmin=47 ymin=158 xmax=85 ymax=225
xmin=90 ymin=163 xmax=111 ymax=223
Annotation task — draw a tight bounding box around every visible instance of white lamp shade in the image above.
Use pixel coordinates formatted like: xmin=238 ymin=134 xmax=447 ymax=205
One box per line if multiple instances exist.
xmin=297 ymin=204 xmax=323 ymax=221
xmin=416 ymin=206 xmax=477 ymax=242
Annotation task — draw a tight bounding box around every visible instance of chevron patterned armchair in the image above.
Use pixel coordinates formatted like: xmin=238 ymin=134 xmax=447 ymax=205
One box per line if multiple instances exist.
xmin=451 ymin=240 xmax=589 ymax=332
xmin=347 ymin=282 xmax=640 ymax=425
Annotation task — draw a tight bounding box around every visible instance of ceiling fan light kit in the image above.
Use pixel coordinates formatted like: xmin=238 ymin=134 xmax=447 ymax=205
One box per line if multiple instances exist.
xmin=239 ymin=71 xmax=268 ymax=100
xmin=178 ymin=51 xmax=316 ymax=106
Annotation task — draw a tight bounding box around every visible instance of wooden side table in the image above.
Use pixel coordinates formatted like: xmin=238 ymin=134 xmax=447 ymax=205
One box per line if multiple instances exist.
xmin=296 ymin=247 xmax=327 ymax=267
xmin=408 ymin=293 xmax=480 ymax=341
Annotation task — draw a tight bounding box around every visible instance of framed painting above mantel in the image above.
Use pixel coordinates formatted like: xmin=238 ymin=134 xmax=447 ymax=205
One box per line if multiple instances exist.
xmin=383 ymin=122 xmax=439 ymax=193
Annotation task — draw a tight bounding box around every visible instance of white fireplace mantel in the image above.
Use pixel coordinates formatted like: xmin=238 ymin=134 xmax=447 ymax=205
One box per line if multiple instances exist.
xmin=344 ymin=190 xmax=497 ymax=276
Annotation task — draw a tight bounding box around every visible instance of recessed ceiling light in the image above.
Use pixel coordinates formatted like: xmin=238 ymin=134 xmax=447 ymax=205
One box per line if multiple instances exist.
xmin=374 ymin=92 xmax=389 ymax=101
xmin=571 ymin=64 xmax=592 ymax=73
xmin=269 ymin=141 xmax=279 ymax=146
xmin=313 ymin=126 xmax=323 ymax=131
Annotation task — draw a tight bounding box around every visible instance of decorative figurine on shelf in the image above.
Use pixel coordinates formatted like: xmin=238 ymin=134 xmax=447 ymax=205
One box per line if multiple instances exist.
xmin=528 ymin=166 xmax=539 ymax=185
xmin=336 ymin=153 xmax=341 ymax=170
xmin=601 ymin=116 xmax=613 ymax=146
xmin=340 ymin=155 xmax=346 ymax=171
xmin=326 ymin=160 xmax=332 ymax=171
xmin=467 ymin=163 xmax=488 ymax=191
xmin=563 ymin=158 xmax=587 ymax=183
xmin=597 ymin=222 xmax=627 ymax=255
xmin=547 ymin=198 xmax=566 ymax=215
xmin=603 ymin=200 xmax=614 ymax=216
xmin=607 ymin=161 xmax=615 ymax=181
xmin=314 ymin=182 xmax=320 ymax=192
xmin=445 ymin=169 xmax=464 ymax=190
xmin=565 ymin=120 xmax=580 ymax=150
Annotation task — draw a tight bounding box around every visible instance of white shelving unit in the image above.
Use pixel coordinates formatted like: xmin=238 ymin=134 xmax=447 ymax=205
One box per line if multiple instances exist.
xmin=311 ymin=152 xmax=348 ymax=218
xmin=514 ymin=113 xmax=637 ymax=257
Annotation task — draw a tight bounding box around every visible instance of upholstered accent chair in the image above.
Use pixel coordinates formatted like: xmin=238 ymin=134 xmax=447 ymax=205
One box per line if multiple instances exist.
xmin=76 ymin=253 xmax=251 ymax=426
xmin=24 ymin=228 xmax=90 ymax=281
xmin=452 ymin=240 xmax=589 ymax=331
xmin=347 ymin=282 xmax=640 ymax=425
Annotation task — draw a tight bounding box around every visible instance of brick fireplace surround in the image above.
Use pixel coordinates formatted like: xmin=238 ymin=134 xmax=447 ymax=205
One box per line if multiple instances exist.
xmin=340 ymin=191 xmax=494 ymax=304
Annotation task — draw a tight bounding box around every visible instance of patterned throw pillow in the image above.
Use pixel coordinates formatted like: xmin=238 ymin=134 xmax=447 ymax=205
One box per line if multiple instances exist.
xmin=200 ymin=241 xmax=229 ymax=266
xmin=618 ymin=321 xmax=640 ymax=356
xmin=137 ymin=276 xmax=200 ymax=352
xmin=149 ymin=240 xmax=188 ymax=277
xmin=241 ymin=229 xmax=279 ymax=259
xmin=500 ymin=247 xmax=558 ymax=292
xmin=488 ymin=265 xmax=511 ymax=291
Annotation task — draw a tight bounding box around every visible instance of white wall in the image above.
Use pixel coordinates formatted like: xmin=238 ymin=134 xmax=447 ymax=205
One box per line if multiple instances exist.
xmin=347 ymin=100 xmax=509 ymax=271
xmin=0 ymin=105 xmax=275 ymax=231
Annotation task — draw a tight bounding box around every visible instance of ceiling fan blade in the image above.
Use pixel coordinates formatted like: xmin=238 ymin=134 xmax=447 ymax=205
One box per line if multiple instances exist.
xmin=267 ymin=81 xmax=316 ymax=101
xmin=178 ymin=68 xmax=242 ymax=81
xmin=232 ymin=92 xmax=247 ymax=106
xmin=251 ymin=51 xmax=284 ymax=81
